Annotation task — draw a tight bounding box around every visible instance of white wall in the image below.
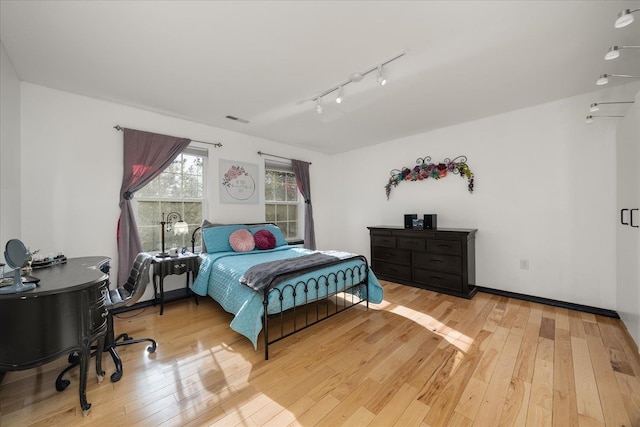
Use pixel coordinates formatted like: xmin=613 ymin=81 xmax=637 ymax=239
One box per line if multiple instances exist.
xmin=0 ymin=42 xmax=22 ymax=266
xmin=8 ymin=79 xmax=638 ymax=316
xmin=330 ymin=84 xmax=639 ymax=311
xmin=18 ymin=83 xmax=333 ymax=299
xmin=616 ymin=89 xmax=640 ymax=348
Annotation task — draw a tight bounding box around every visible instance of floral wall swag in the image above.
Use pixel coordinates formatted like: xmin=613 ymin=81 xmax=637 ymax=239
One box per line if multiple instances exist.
xmin=385 ymin=155 xmax=474 ymax=199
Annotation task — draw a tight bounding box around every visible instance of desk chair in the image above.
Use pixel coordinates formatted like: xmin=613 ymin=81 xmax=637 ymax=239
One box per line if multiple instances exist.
xmin=56 ymin=253 xmax=157 ymax=389
xmin=103 ymin=252 xmax=157 ymax=382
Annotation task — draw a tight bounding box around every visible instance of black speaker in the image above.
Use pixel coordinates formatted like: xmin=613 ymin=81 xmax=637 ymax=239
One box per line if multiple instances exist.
xmin=404 ymin=214 xmax=417 ymax=229
xmin=423 ymin=214 xmax=438 ymax=229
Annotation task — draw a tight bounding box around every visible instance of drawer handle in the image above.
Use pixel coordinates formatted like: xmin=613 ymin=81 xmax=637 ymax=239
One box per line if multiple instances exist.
xmin=101 ymin=288 xmax=107 ymax=295
xmin=430 ymin=259 xmax=443 ymax=263
xmin=174 ymin=263 xmax=186 ymax=269
xmin=385 ymin=253 xmax=397 ymax=257
xmin=388 ymin=268 xmax=398 ymax=272
xmin=432 ymin=276 xmax=444 ymax=280
xmin=438 ymin=244 xmax=451 ymax=248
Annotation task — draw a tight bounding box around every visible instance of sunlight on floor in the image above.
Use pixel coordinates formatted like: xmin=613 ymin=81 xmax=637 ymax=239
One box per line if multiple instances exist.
xmin=376 ymin=299 xmax=474 ymax=353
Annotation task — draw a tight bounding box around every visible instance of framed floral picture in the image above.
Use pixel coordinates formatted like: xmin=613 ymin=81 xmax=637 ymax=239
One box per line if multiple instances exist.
xmin=219 ymin=159 xmax=259 ymax=204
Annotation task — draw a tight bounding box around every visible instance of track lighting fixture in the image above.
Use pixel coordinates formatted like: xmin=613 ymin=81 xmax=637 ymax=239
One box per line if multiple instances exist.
xmin=377 ymin=65 xmax=387 ymax=86
xmin=306 ymin=52 xmax=405 ymax=114
xmin=589 ymin=101 xmax=634 ymax=112
xmin=585 ymin=115 xmax=624 ymax=123
xmin=615 ymin=8 xmax=638 ymax=28
xmin=336 ymin=86 xmax=344 ymax=104
xmin=605 ymin=45 xmax=640 ymax=60
xmin=596 ymin=73 xmax=639 ymax=85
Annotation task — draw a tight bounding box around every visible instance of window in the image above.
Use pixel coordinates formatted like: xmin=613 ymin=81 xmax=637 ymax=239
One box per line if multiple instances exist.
xmin=264 ymin=162 xmax=300 ymax=240
xmin=136 ymin=149 xmax=206 ymax=252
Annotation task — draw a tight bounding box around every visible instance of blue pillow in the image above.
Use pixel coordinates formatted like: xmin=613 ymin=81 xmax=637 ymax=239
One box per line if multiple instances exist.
xmin=249 ymin=224 xmax=288 ymax=247
xmin=202 ymin=224 xmax=249 ymax=253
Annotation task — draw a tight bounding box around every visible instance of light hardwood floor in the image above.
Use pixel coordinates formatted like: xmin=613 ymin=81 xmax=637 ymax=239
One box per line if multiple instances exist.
xmin=1 ymin=281 xmax=639 ymax=426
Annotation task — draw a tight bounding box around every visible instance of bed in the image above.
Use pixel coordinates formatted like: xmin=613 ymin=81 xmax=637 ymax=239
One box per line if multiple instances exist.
xmin=190 ymin=223 xmax=384 ymax=359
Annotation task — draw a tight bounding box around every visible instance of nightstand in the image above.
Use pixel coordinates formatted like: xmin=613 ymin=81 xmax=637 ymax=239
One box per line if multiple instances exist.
xmin=151 ymin=253 xmax=200 ymax=315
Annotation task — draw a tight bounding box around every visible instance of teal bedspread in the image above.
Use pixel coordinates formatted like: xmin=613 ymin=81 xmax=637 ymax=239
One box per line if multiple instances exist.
xmin=190 ymin=246 xmax=384 ymax=349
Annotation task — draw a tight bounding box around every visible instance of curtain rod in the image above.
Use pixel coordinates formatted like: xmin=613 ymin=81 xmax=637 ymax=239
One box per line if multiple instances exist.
xmin=114 ymin=125 xmax=222 ymax=148
xmin=257 ymin=151 xmax=312 ymax=165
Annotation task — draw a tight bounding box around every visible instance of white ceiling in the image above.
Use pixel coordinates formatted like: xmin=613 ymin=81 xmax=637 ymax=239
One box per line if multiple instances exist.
xmin=1 ymin=1 xmax=639 ymax=154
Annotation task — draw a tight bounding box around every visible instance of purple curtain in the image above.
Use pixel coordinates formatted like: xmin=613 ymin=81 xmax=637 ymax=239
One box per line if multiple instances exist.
xmin=117 ymin=128 xmax=191 ymax=284
xmin=291 ymin=159 xmax=316 ymax=250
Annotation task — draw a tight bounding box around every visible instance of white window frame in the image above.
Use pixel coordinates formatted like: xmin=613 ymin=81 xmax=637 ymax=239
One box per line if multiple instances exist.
xmin=264 ymin=160 xmax=303 ymax=241
xmin=133 ymin=146 xmax=207 ymax=253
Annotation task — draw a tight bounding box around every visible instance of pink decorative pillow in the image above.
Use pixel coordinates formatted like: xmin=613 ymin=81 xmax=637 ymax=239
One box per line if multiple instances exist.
xmin=229 ymin=229 xmax=255 ymax=252
xmin=254 ymin=229 xmax=276 ymax=250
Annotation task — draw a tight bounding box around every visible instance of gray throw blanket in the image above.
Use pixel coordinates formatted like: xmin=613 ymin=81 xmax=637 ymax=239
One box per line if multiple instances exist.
xmin=240 ymin=251 xmax=357 ymax=292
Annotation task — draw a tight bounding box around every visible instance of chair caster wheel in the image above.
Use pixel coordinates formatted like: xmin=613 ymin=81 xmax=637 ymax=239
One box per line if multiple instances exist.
xmin=110 ymin=371 xmax=122 ymax=383
xmin=56 ymin=379 xmax=70 ymax=391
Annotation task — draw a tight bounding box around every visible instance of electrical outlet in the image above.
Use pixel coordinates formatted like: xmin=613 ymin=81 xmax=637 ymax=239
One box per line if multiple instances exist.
xmin=520 ymin=259 xmax=529 ymax=270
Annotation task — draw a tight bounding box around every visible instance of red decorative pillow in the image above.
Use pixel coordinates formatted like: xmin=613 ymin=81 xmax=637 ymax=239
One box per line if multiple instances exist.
xmin=229 ymin=229 xmax=255 ymax=252
xmin=254 ymin=229 xmax=276 ymax=250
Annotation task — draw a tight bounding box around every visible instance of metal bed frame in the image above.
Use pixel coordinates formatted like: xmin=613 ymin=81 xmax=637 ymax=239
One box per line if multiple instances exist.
xmin=261 ymin=255 xmax=370 ymax=360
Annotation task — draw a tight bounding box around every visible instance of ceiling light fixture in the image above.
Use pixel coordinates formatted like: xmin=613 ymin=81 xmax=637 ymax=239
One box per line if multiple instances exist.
xmin=377 ymin=65 xmax=387 ymax=86
xmin=336 ymin=86 xmax=344 ymax=104
xmin=586 ymin=115 xmax=624 ymax=123
xmin=589 ymin=101 xmax=634 ymax=112
xmin=596 ymin=73 xmax=639 ymax=85
xmin=605 ymin=45 xmax=640 ymax=60
xmin=615 ymin=8 xmax=639 ymax=28
xmin=306 ymin=51 xmax=405 ymax=113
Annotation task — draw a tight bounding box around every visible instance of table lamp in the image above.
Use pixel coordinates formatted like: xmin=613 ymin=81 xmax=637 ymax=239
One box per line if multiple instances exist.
xmin=158 ymin=212 xmax=188 ymax=257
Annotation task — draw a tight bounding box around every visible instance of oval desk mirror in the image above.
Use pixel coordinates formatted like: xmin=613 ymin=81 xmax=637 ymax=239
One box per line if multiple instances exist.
xmin=0 ymin=239 xmax=37 ymax=294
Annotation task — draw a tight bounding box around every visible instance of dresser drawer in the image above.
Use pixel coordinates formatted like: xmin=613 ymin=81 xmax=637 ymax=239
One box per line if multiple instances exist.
xmin=373 ymin=261 xmax=412 ymax=281
xmin=427 ymin=239 xmax=462 ymax=255
xmin=372 ymin=247 xmax=410 ymax=265
xmin=372 ymin=235 xmax=396 ymax=248
xmin=413 ymin=269 xmax=462 ymax=292
xmin=398 ymin=237 xmax=425 ymax=251
xmin=413 ymin=252 xmax=462 ymax=274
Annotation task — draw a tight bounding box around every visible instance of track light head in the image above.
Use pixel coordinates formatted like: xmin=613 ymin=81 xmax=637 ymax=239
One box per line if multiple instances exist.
xmin=377 ymin=65 xmax=387 ymax=86
xmin=605 ymin=45 xmax=640 ymax=60
xmin=590 ymin=103 xmax=599 ymax=112
xmin=605 ymin=46 xmax=621 ymax=60
xmin=315 ymin=99 xmax=323 ymax=114
xmin=586 ymin=114 xmax=625 ymax=123
xmin=336 ymin=86 xmax=343 ymax=104
xmin=596 ymin=73 xmax=639 ymax=85
xmin=615 ymin=8 xmax=637 ymax=28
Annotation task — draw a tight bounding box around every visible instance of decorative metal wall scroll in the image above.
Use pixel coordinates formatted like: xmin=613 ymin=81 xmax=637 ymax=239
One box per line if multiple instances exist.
xmin=385 ymin=156 xmax=474 ymax=199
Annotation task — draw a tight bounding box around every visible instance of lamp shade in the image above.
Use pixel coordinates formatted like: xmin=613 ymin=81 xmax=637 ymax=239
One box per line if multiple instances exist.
xmin=173 ymin=221 xmax=189 ymax=235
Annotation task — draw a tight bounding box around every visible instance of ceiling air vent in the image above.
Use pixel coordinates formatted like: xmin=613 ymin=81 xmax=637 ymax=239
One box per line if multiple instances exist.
xmin=225 ymin=115 xmax=249 ymax=124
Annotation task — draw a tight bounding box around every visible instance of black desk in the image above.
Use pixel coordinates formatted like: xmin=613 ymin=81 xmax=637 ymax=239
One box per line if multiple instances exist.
xmin=0 ymin=256 xmax=110 ymax=416
xmin=152 ymin=254 xmax=200 ymax=315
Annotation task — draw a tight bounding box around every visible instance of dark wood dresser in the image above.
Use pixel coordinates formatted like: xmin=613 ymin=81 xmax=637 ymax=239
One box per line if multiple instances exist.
xmin=368 ymin=226 xmax=477 ymax=299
